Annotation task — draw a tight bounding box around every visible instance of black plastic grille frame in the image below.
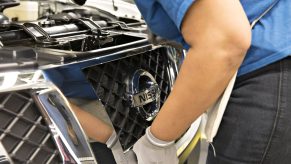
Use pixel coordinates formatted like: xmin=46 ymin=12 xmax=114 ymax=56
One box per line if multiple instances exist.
xmin=84 ymin=47 xmax=176 ymax=150
xmin=0 ymin=91 xmax=62 ymax=164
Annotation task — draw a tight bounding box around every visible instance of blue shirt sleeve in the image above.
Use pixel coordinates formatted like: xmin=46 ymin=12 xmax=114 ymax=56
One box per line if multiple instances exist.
xmin=135 ymin=0 xmax=195 ymax=48
xmin=157 ymin=0 xmax=195 ymax=30
xmin=43 ymin=65 xmax=97 ymax=99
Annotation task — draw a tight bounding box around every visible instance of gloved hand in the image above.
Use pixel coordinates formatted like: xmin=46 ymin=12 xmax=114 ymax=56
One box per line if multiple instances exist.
xmin=132 ymin=127 xmax=179 ymax=164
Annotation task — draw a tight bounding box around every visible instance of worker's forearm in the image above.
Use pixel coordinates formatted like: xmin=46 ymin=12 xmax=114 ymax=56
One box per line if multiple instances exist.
xmin=151 ymin=46 xmax=245 ymax=141
xmin=70 ymin=103 xmax=113 ymax=143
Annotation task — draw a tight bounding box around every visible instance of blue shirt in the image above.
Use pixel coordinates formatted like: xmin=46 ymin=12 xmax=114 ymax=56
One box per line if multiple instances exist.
xmin=135 ymin=0 xmax=291 ymax=76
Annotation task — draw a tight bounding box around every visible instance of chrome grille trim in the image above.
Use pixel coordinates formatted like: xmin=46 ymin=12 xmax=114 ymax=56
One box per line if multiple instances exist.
xmin=0 ymin=91 xmax=61 ymax=163
xmin=33 ymin=87 xmax=97 ymax=164
xmin=84 ymin=47 xmax=181 ymax=151
xmin=0 ymin=81 xmax=97 ymax=164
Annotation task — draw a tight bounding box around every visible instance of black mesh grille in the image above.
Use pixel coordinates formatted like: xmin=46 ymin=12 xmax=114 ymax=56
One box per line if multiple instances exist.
xmin=0 ymin=91 xmax=62 ymax=164
xmin=84 ymin=48 xmax=175 ymax=150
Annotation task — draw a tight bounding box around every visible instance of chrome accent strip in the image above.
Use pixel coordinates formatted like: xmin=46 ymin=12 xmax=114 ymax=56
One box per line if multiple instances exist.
xmin=32 ymin=86 xmax=97 ymax=164
xmin=166 ymin=47 xmax=180 ymax=88
xmin=78 ymin=157 xmax=96 ymax=161
xmin=0 ymin=143 xmax=12 ymax=164
xmin=0 ymin=80 xmax=50 ymax=93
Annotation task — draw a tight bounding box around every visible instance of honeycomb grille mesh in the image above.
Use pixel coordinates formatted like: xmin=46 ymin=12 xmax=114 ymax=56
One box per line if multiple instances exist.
xmin=0 ymin=91 xmax=62 ymax=164
xmin=84 ymin=48 xmax=175 ymax=150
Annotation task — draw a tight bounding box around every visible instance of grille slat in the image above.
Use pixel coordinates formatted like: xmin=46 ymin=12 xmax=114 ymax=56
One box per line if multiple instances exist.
xmin=0 ymin=91 xmax=62 ymax=163
xmin=84 ymin=48 xmax=176 ymax=150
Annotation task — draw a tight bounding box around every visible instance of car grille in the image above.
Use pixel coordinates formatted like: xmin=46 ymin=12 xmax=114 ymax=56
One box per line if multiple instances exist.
xmin=84 ymin=47 xmax=176 ymax=150
xmin=0 ymin=90 xmax=62 ymax=163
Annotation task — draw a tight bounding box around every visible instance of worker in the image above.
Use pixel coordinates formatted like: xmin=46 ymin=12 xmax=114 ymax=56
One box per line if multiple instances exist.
xmin=132 ymin=0 xmax=291 ymax=164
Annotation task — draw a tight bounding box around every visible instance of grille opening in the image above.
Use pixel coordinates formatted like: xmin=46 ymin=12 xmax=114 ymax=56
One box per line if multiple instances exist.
xmin=6 ymin=34 xmax=143 ymax=52
xmin=84 ymin=47 xmax=176 ymax=150
xmin=55 ymin=34 xmax=143 ymax=52
xmin=0 ymin=91 xmax=62 ymax=164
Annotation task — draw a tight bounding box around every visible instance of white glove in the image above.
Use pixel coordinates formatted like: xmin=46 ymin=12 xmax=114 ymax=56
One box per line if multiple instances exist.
xmin=132 ymin=127 xmax=179 ymax=164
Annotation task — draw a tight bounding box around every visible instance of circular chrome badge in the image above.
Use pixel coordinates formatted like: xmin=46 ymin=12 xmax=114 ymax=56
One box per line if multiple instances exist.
xmin=126 ymin=69 xmax=161 ymax=121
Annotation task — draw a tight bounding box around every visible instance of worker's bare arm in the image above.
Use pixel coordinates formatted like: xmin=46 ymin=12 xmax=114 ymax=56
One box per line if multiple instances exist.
xmin=151 ymin=0 xmax=251 ymax=141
